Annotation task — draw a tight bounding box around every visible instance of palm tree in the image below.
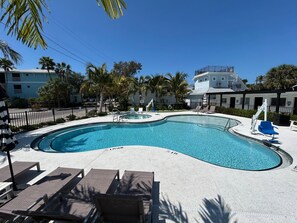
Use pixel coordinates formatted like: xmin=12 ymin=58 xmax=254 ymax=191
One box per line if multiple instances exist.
xmin=0 ymin=0 xmax=127 ymax=49
xmin=55 ymin=62 xmax=72 ymax=81
xmin=86 ymin=63 xmax=112 ymax=112
xmin=166 ymin=72 xmax=190 ymax=103
xmin=264 ymin=64 xmax=297 ymax=90
xmin=0 ymin=58 xmax=14 ymax=91
xmin=147 ymin=75 xmax=168 ymax=102
xmin=0 ymin=40 xmax=22 ymax=64
xmin=39 ymin=56 xmax=55 ymax=73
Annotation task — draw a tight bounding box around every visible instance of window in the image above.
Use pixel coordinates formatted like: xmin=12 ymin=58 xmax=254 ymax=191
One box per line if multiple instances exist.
xmin=245 ymin=98 xmax=250 ymax=105
xmin=212 ymin=77 xmax=216 ymax=81
xmin=271 ymin=98 xmax=286 ymax=106
xmin=222 ymin=98 xmax=227 ymax=103
xmin=27 ymin=85 xmax=30 ymax=88
xmin=221 ymin=77 xmax=225 ymax=81
xmin=12 ymin=73 xmax=20 ymax=81
xmin=13 ymin=84 xmax=22 ymax=93
xmin=210 ymin=95 xmax=216 ymax=99
xmin=204 ymin=78 xmax=208 ymax=81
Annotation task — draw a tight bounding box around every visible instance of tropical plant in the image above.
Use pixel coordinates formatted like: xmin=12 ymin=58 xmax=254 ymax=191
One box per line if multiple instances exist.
xmin=147 ymin=75 xmax=168 ymax=102
xmin=0 ymin=58 xmax=14 ymax=90
xmin=166 ymin=72 xmax=190 ymax=103
xmin=86 ymin=63 xmax=112 ymax=112
xmin=0 ymin=40 xmax=22 ymax=64
xmin=38 ymin=78 xmax=68 ymax=108
xmin=264 ymin=64 xmax=297 ymax=90
xmin=55 ymin=62 xmax=72 ymax=81
xmin=0 ymin=0 xmax=127 ymax=49
xmin=39 ymin=56 xmax=55 ymax=73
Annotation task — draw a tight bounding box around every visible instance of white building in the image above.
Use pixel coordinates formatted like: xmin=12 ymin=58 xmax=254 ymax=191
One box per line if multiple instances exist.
xmin=188 ymin=66 xmax=247 ymax=106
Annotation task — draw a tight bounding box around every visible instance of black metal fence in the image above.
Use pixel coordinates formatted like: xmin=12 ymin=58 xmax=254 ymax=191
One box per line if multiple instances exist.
xmin=8 ymin=106 xmax=106 ymax=129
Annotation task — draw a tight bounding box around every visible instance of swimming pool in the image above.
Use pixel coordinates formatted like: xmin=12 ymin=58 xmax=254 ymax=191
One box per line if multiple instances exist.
xmin=121 ymin=113 xmax=152 ymax=119
xmin=36 ymin=115 xmax=282 ymax=171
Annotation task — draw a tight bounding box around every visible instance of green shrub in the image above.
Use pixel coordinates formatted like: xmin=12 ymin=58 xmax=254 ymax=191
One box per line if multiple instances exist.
xmin=7 ymin=97 xmax=29 ymax=108
xmin=87 ymin=109 xmax=97 ymax=117
xmin=97 ymin=112 xmax=107 ymax=116
xmin=21 ymin=125 xmax=39 ymax=131
xmin=56 ymin=118 xmax=66 ymax=123
xmin=10 ymin=126 xmax=20 ymax=132
xmin=66 ymin=114 xmax=76 ymax=121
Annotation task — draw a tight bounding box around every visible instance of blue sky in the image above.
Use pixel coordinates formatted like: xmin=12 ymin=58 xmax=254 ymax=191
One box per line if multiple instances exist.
xmin=1 ymin=0 xmax=297 ymax=85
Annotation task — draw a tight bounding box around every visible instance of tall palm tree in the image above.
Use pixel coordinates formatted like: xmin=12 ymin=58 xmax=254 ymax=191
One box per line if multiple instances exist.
xmin=86 ymin=63 xmax=112 ymax=112
xmin=147 ymin=75 xmax=168 ymax=102
xmin=0 ymin=0 xmax=127 ymax=49
xmin=0 ymin=40 xmax=22 ymax=64
xmin=166 ymin=72 xmax=190 ymax=103
xmin=55 ymin=62 xmax=72 ymax=80
xmin=0 ymin=58 xmax=14 ymax=91
xmin=38 ymin=56 xmax=55 ymax=74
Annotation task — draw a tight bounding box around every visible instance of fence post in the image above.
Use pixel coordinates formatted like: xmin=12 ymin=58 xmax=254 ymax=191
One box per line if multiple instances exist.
xmin=52 ymin=108 xmax=56 ymax=123
xmin=85 ymin=106 xmax=88 ymax=116
xmin=25 ymin=111 xmax=29 ymax=127
xmin=71 ymin=107 xmax=74 ymax=116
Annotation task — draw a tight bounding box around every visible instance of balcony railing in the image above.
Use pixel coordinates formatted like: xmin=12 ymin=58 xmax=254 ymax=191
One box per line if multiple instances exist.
xmin=195 ymin=66 xmax=234 ymax=76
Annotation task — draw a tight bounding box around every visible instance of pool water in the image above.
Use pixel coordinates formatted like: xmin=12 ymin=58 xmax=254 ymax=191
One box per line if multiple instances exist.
xmin=37 ymin=115 xmax=281 ymax=171
xmin=121 ymin=114 xmax=152 ymax=119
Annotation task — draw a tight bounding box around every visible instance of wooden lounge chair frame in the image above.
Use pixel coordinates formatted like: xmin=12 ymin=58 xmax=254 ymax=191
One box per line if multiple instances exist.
xmin=0 ymin=161 xmax=40 ymax=183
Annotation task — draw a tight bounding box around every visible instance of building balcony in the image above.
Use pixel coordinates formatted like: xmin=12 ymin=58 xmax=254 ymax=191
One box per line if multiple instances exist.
xmin=195 ymin=66 xmax=234 ymax=76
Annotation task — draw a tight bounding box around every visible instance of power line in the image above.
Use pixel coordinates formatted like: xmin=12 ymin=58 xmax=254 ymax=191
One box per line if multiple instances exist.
xmin=47 ymin=45 xmax=86 ymax=65
xmin=47 ymin=14 xmax=117 ymax=63
xmin=43 ymin=33 xmax=89 ymax=64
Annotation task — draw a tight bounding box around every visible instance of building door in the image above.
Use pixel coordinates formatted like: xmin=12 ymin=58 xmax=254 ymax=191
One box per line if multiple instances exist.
xmin=254 ymin=97 xmax=263 ymax=110
xmin=230 ymin=97 xmax=236 ymax=108
xmin=294 ymin=98 xmax=297 ymax=115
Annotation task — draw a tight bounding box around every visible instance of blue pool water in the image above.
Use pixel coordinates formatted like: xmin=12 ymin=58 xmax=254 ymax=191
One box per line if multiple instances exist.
xmin=121 ymin=114 xmax=152 ymax=119
xmin=37 ymin=115 xmax=281 ymax=171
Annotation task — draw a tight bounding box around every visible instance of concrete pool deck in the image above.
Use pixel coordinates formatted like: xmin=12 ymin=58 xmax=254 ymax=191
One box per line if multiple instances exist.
xmin=1 ymin=111 xmax=297 ymax=222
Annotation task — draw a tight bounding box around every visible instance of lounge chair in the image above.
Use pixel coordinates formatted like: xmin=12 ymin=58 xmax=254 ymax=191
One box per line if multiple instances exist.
xmin=117 ymin=170 xmax=154 ymax=199
xmin=93 ymin=170 xmax=154 ymax=223
xmin=258 ymin=121 xmax=279 ymax=142
xmin=130 ymin=107 xmax=135 ymax=113
xmin=13 ymin=169 xmax=120 ymax=222
xmin=0 ymin=167 xmax=84 ymax=220
xmin=0 ymin=161 xmax=40 ymax=183
xmin=206 ymin=106 xmax=216 ymax=114
xmin=194 ymin=105 xmax=202 ymax=112
xmin=138 ymin=107 xmax=143 ymax=113
xmin=290 ymin=120 xmax=297 ymax=131
xmin=199 ymin=105 xmax=209 ymax=113
xmin=94 ymin=194 xmax=152 ymax=223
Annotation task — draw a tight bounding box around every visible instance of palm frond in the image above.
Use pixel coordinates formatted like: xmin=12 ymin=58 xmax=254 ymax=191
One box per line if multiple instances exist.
xmin=97 ymin=0 xmax=127 ymax=19
xmin=0 ymin=0 xmax=48 ymax=49
xmin=0 ymin=40 xmax=22 ymax=64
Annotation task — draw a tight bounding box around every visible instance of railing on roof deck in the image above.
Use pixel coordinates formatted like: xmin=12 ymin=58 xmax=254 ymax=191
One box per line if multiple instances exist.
xmin=195 ymin=66 xmax=234 ymax=76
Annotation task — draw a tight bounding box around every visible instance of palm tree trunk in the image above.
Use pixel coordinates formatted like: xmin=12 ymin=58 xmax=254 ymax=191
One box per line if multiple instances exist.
xmin=99 ymin=92 xmax=104 ymax=113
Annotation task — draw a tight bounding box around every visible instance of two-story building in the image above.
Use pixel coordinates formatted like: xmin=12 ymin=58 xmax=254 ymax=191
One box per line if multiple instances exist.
xmin=188 ymin=66 xmax=247 ymax=106
xmin=0 ymin=69 xmax=58 ymax=99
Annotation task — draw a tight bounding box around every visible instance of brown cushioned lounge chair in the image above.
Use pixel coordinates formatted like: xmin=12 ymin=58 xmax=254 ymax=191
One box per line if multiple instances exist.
xmin=13 ymin=169 xmax=120 ymax=222
xmin=94 ymin=170 xmax=154 ymax=223
xmin=0 ymin=161 xmax=40 ymax=183
xmin=0 ymin=167 xmax=84 ymax=220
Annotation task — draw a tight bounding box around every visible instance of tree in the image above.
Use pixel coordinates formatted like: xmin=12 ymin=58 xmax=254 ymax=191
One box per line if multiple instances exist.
xmin=86 ymin=63 xmax=112 ymax=112
xmin=0 ymin=0 xmax=127 ymax=49
xmin=112 ymin=61 xmax=142 ymax=77
xmin=55 ymin=62 xmax=72 ymax=81
xmin=0 ymin=58 xmax=14 ymax=90
xmin=147 ymin=75 xmax=168 ymax=102
xmin=264 ymin=64 xmax=297 ymax=90
xmin=166 ymin=72 xmax=190 ymax=103
xmin=38 ymin=78 xmax=68 ymax=108
xmin=39 ymin=56 xmax=55 ymax=73
xmin=0 ymin=40 xmax=22 ymax=64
